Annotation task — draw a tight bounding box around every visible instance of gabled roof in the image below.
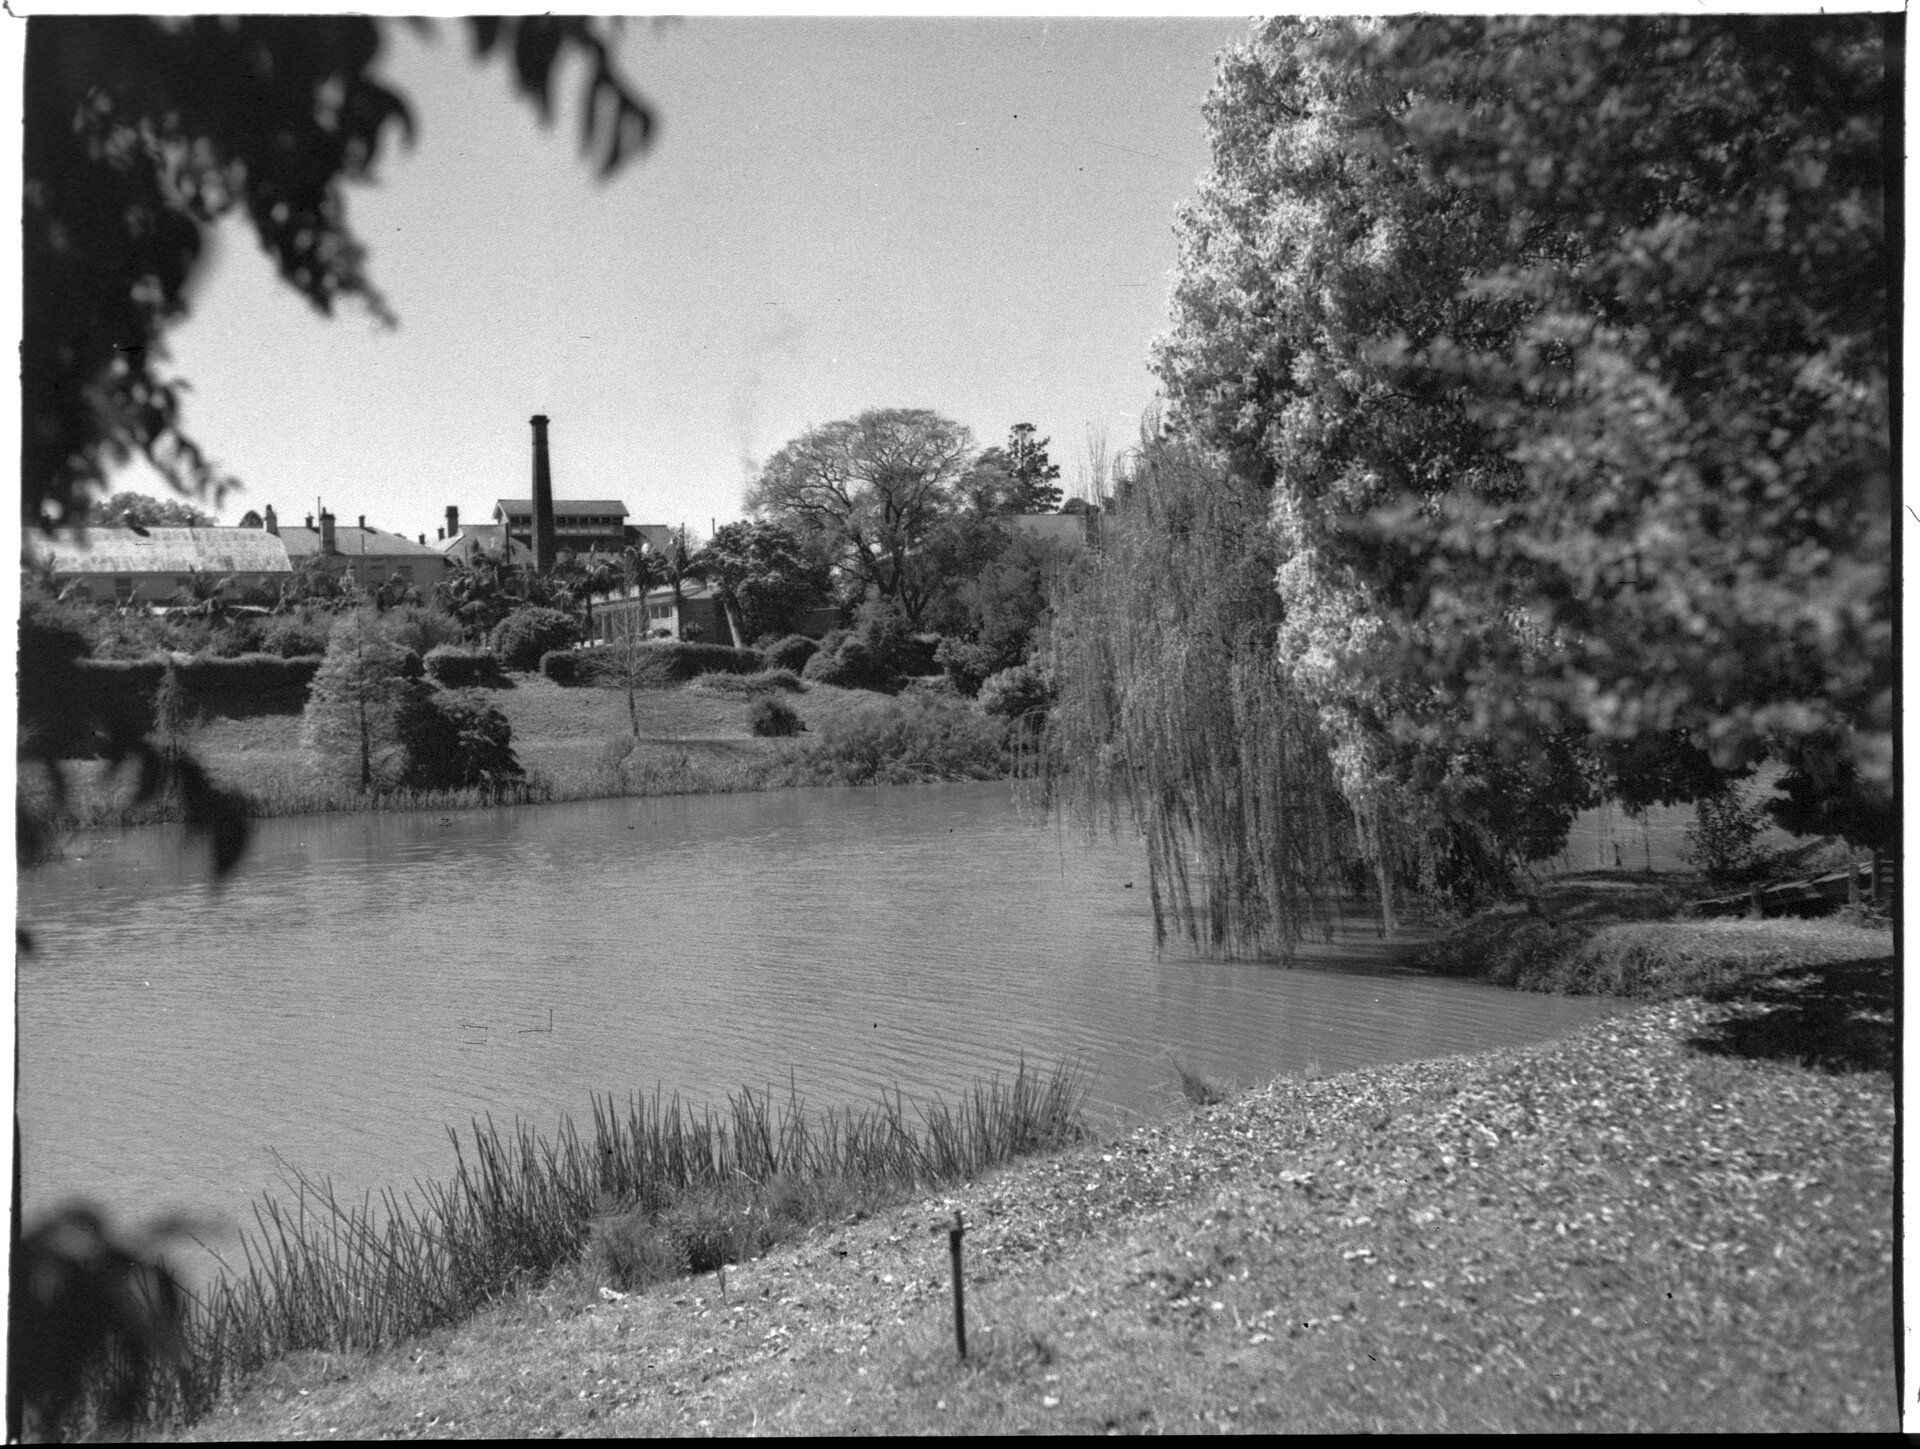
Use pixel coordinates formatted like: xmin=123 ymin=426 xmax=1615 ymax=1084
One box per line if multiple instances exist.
xmin=278 ymin=525 xmax=444 ymax=559
xmin=28 ymin=526 xmax=293 ymax=575
xmin=440 ymin=526 xmax=534 ymax=565
xmin=494 ymin=498 xmax=630 ymax=518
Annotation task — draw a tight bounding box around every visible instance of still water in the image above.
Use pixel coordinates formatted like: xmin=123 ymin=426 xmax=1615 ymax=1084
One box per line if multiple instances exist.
xmin=19 ymin=782 xmax=1610 ymax=1256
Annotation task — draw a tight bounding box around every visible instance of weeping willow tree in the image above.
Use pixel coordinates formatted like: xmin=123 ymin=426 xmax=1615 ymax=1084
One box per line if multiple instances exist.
xmin=1044 ymin=432 xmax=1357 ymax=958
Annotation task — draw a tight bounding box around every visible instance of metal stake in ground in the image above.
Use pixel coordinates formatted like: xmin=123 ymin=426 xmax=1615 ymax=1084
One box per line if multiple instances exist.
xmin=949 ymin=1209 xmax=967 ymax=1359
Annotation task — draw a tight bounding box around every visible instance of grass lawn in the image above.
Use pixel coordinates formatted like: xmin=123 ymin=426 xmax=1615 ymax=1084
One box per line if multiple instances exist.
xmin=167 ymin=933 xmax=1896 ymax=1438
xmin=29 ymin=675 xmax=995 ymax=832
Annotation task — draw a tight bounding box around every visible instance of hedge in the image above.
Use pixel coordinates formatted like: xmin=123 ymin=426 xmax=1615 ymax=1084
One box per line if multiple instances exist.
xmin=423 ymin=645 xmax=508 ymax=689
xmin=583 ymin=641 xmax=767 ymax=688
xmin=51 ymin=653 xmax=325 ymax=752
xmin=539 ymin=650 xmax=582 ymax=685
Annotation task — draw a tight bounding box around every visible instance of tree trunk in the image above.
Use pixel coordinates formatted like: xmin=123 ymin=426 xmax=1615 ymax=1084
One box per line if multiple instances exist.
xmin=358 ymin=697 xmax=372 ymax=791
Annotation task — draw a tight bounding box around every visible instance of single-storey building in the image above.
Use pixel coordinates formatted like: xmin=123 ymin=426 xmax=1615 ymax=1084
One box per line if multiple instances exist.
xmin=28 ymin=525 xmax=296 ymax=606
xmin=273 ymin=508 xmax=448 ymax=593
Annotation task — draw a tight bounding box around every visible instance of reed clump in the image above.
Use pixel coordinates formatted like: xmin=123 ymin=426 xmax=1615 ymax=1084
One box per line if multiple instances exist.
xmin=102 ymin=1062 xmax=1086 ymax=1432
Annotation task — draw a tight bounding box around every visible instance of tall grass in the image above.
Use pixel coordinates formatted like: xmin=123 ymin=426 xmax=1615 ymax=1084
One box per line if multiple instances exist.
xmin=96 ymin=1062 xmax=1086 ymax=1432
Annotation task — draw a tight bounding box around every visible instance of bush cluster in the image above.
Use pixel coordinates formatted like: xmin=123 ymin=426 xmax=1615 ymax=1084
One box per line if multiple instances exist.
xmin=795 ymin=694 xmax=1007 ymax=784
xmin=490 ymin=606 xmax=580 ymax=673
xmin=423 ymin=645 xmax=507 ymax=689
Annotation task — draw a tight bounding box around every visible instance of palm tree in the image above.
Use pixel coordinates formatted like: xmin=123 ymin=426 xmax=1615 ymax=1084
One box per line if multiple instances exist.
xmin=576 ymin=551 xmax=621 ymax=639
xmin=658 ymin=527 xmax=707 ymax=641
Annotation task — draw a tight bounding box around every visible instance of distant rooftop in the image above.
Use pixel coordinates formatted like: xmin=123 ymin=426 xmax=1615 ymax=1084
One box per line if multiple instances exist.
xmin=29 ymin=526 xmax=293 ymax=575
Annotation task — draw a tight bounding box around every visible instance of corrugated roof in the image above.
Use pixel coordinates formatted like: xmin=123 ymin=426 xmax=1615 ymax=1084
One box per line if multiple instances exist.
xmin=493 ymin=499 xmax=630 ymax=517
xmin=29 ymin=527 xmax=294 ymax=575
xmin=278 ymin=525 xmax=444 ymax=559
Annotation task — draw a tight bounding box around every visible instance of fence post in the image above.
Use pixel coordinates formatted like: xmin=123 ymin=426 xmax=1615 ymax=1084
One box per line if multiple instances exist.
xmin=949 ymin=1209 xmax=967 ymax=1359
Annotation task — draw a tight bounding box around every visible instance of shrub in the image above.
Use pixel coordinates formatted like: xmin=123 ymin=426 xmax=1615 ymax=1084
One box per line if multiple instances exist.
xmin=423 ymin=644 xmax=507 ymax=689
xmin=380 ymin=604 xmax=465 ymax=659
xmin=539 ymin=649 xmax=582 ymax=686
xmin=749 ymin=696 xmax=804 ymax=737
xmin=688 ymin=668 xmax=805 ymax=697
xmin=978 ymin=662 xmax=1054 ymax=726
xmin=762 ymin=634 xmax=821 ymax=674
xmin=490 ymin=606 xmax=580 ymax=672
xmin=601 ymin=641 xmax=766 ymax=688
xmin=394 ymin=688 xmax=525 ymax=793
xmin=259 ymin=614 xmax=331 ymax=659
xmin=801 ymin=633 xmax=895 ymax=692
xmin=1684 ymin=787 xmax=1777 ymax=885
xmin=791 ymin=694 xmax=1007 ymax=784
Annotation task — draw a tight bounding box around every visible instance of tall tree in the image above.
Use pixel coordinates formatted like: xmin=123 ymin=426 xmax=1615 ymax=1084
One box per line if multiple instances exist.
xmin=1155 ymin=15 xmax=1891 ymax=842
xmin=1003 ymin=423 xmax=1064 ymax=513
xmin=23 ymin=15 xmax=655 ymax=532
xmin=746 ymin=409 xmax=975 ymax=625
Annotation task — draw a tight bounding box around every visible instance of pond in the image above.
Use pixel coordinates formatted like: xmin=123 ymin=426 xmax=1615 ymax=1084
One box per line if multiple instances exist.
xmin=18 ymin=781 xmax=1612 ymax=1262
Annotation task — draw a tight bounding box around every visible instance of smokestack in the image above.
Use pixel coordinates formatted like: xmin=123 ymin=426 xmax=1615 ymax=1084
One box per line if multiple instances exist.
xmin=445 ymin=505 xmax=459 ymax=540
xmin=319 ymin=510 xmax=337 ymax=553
xmin=530 ymin=414 xmax=556 ymax=573
xmin=263 ymin=504 xmax=278 ymax=536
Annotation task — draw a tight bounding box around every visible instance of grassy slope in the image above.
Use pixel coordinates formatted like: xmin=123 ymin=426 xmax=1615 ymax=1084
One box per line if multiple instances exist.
xmin=171 ymin=942 xmax=1897 ymax=1438
xmin=41 ymin=677 xmax=954 ymax=821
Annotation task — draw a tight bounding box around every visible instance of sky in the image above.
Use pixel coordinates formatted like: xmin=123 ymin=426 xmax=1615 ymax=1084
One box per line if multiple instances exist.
xmin=108 ymin=15 xmax=1256 ymax=542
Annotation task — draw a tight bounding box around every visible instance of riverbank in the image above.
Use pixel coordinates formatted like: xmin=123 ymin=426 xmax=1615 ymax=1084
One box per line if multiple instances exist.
xmin=169 ymin=941 xmax=1896 ymax=1437
xmin=27 ymin=677 xmax=1011 ymax=837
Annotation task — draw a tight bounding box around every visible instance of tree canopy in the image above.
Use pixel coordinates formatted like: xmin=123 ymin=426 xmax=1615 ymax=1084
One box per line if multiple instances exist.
xmin=694 ymin=519 xmax=832 ymax=645
xmin=746 ymin=409 xmax=976 ymax=626
xmin=23 ymin=15 xmax=655 ymax=532
xmin=1154 ymin=15 xmax=1891 ymax=832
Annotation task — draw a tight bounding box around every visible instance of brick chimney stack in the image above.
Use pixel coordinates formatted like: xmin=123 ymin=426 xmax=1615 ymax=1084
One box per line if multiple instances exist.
xmin=263 ymin=503 xmax=278 ymax=536
xmin=319 ymin=510 xmax=337 ymax=554
xmin=445 ymin=505 xmax=460 ymax=540
xmin=530 ymin=415 xmax=556 ymax=572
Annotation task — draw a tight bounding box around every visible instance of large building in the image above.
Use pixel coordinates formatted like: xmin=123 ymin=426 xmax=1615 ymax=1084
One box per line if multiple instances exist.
xmin=493 ymin=498 xmax=630 ymax=557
